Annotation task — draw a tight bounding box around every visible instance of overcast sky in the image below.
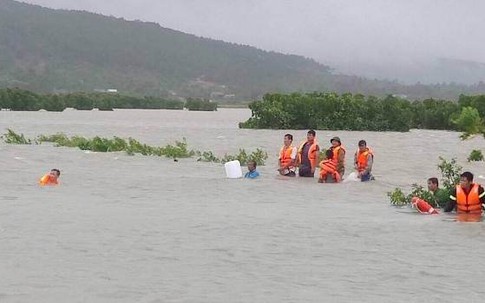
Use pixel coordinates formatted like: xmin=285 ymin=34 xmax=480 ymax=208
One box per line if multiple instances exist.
xmin=19 ymin=0 xmax=485 ymax=80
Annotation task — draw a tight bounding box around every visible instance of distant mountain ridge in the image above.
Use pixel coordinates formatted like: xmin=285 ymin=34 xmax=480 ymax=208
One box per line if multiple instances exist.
xmin=334 ymin=57 xmax=485 ymax=86
xmin=1 ymin=0 xmax=484 ymax=100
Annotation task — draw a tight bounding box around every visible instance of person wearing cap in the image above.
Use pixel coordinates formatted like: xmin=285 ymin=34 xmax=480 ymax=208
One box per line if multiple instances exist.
xmin=297 ymin=130 xmax=319 ymax=177
xmin=354 ymin=140 xmax=374 ymax=181
xmin=329 ymin=136 xmax=346 ymax=177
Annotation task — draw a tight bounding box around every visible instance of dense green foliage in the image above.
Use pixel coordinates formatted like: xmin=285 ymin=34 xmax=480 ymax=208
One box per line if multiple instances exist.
xmin=1 ymin=0 xmax=485 ymax=100
xmin=240 ymin=92 xmax=467 ymax=131
xmin=184 ymin=98 xmax=218 ymax=111
xmin=0 ymin=88 xmax=217 ymax=111
xmin=452 ymin=106 xmax=483 ymax=139
xmin=3 ymin=130 xmax=267 ymax=165
xmin=388 ymin=157 xmax=462 ymax=207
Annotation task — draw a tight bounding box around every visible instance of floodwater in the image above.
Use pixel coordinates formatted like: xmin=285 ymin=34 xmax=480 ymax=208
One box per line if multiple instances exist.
xmin=1 ymin=109 xmax=485 ymax=303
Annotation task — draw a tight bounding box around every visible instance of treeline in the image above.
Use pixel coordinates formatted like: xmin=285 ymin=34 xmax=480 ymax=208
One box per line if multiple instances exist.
xmin=239 ymin=92 xmax=485 ymax=132
xmin=0 ymin=88 xmax=217 ymax=111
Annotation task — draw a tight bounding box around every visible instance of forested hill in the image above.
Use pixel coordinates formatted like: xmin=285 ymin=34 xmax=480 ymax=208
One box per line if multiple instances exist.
xmin=1 ymin=0 xmax=484 ymax=101
xmin=0 ymin=0 xmax=333 ymax=99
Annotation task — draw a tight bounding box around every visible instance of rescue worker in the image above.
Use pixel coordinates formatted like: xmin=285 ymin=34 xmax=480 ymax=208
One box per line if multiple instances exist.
xmin=354 ymin=140 xmax=374 ymax=182
xmin=427 ymin=177 xmax=449 ymax=208
xmin=329 ymin=136 xmax=346 ymax=177
xmin=297 ymin=130 xmax=319 ymax=177
xmin=278 ymin=134 xmax=297 ymax=177
xmin=444 ymin=171 xmax=485 ymax=222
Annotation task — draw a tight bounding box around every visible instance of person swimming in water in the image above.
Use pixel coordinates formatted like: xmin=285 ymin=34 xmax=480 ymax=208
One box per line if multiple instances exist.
xmin=39 ymin=169 xmax=61 ymax=186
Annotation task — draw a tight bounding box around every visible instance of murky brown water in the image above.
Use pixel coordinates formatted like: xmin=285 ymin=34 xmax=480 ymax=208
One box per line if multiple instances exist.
xmin=2 ymin=109 xmax=485 ymax=302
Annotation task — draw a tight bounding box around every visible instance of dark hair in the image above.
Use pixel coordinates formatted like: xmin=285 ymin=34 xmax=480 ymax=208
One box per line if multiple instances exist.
xmin=461 ymin=171 xmax=473 ymax=182
xmin=307 ymin=130 xmax=316 ymax=136
xmin=325 ymin=149 xmax=333 ymax=159
xmin=358 ymin=140 xmax=367 ymax=146
xmin=51 ymin=169 xmax=61 ymax=176
xmin=284 ymin=134 xmax=293 ymax=141
xmin=248 ymin=160 xmax=257 ymax=168
xmin=427 ymin=177 xmax=438 ymax=187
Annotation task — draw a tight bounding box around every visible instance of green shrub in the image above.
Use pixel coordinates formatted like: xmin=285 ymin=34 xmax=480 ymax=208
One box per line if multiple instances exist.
xmin=388 ymin=157 xmax=462 ymax=207
xmin=5 ymin=130 xmax=268 ymax=165
xmin=467 ymin=149 xmax=484 ymax=162
xmin=1 ymin=129 xmax=32 ymax=144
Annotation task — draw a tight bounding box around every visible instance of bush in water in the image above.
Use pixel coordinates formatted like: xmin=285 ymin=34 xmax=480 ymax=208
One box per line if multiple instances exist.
xmin=467 ymin=149 xmax=484 ymax=162
xmin=220 ymin=148 xmax=268 ymax=166
xmin=1 ymin=128 xmax=32 ymax=144
xmin=3 ymin=130 xmax=268 ymax=165
xmin=388 ymin=157 xmax=462 ymax=208
xmin=452 ymin=106 xmax=484 ymax=139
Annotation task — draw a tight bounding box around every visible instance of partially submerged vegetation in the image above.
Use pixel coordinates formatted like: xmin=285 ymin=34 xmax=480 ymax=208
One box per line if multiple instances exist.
xmin=0 ymin=88 xmax=217 ymax=111
xmin=1 ymin=128 xmax=32 ymax=144
xmin=240 ymin=92 xmax=485 ymax=132
xmin=2 ymin=129 xmax=267 ymax=165
xmin=387 ymin=157 xmax=462 ymax=208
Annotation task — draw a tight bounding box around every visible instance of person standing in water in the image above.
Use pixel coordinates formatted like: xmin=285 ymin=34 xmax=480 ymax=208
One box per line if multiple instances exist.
xmin=297 ymin=130 xmax=319 ymax=177
xmin=329 ymin=136 xmax=346 ymax=178
xmin=427 ymin=177 xmax=449 ymax=208
xmin=244 ymin=160 xmax=260 ymax=179
xmin=278 ymin=134 xmax=297 ymax=177
xmin=354 ymin=140 xmax=374 ymax=181
xmin=444 ymin=171 xmax=485 ymax=221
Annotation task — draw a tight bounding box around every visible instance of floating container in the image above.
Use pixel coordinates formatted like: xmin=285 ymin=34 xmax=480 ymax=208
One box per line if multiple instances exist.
xmin=224 ymin=160 xmax=243 ymax=179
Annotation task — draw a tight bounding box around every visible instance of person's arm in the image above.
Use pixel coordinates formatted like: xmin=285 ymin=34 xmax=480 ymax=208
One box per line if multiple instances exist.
xmin=337 ymin=149 xmax=345 ymax=171
xmin=290 ymin=147 xmax=297 ymax=167
xmin=443 ymin=188 xmax=457 ymax=212
xmin=364 ymin=155 xmax=373 ymax=174
xmin=479 ymin=186 xmax=485 ymax=204
xmin=311 ymin=145 xmax=320 ymax=173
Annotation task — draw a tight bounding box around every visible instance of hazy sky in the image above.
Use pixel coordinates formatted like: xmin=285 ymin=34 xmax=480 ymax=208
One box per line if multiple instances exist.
xmin=19 ymin=0 xmax=485 ymax=79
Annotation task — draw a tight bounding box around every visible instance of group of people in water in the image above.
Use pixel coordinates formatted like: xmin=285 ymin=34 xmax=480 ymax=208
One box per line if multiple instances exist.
xmin=243 ymin=129 xmax=485 ymax=222
xmin=424 ymin=172 xmax=485 ymax=221
xmin=274 ymin=129 xmax=373 ymax=183
xmin=38 ymin=129 xmax=484 ymax=221
xmin=244 ymin=129 xmax=373 ymax=182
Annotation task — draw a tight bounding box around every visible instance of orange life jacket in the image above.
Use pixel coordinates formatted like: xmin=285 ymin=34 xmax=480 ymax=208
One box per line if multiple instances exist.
xmin=319 ymin=159 xmax=341 ymax=182
xmin=456 ymin=184 xmax=482 ymax=214
xmin=331 ymin=145 xmax=346 ymax=164
xmin=355 ymin=147 xmax=373 ymax=172
xmin=298 ymin=141 xmax=319 ymax=170
xmin=39 ymin=174 xmax=58 ymax=186
xmin=279 ymin=145 xmax=295 ymax=169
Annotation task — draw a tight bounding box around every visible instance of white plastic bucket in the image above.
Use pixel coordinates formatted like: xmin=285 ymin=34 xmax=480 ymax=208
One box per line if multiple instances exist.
xmin=224 ymin=160 xmax=243 ymax=179
xmin=343 ymin=172 xmax=360 ymax=183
